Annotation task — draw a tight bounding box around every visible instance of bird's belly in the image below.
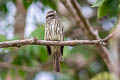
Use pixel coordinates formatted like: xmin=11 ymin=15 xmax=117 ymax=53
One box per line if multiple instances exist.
xmin=51 ymin=46 xmax=60 ymax=55
xmin=45 ymin=25 xmax=63 ymax=41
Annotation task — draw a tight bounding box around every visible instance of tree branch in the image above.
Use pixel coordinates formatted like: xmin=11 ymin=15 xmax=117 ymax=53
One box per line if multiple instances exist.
xmin=0 ymin=38 xmax=108 ymax=48
xmin=0 ymin=30 xmax=118 ymax=72
xmin=70 ymin=0 xmax=98 ymax=40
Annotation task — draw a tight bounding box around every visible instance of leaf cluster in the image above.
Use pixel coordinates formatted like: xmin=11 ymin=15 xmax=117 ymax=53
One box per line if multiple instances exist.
xmin=92 ymin=0 xmax=120 ymax=18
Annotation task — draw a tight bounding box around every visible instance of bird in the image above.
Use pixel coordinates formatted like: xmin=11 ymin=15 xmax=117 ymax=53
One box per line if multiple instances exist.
xmin=44 ymin=10 xmax=64 ymax=72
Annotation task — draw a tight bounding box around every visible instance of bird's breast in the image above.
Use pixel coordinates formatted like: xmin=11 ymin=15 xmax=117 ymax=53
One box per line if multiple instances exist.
xmin=45 ymin=19 xmax=63 ymax=41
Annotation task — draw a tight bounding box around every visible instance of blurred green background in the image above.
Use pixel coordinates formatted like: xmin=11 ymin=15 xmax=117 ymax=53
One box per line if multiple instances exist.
xmin=0 ymin=0 xmax=119 ymax=80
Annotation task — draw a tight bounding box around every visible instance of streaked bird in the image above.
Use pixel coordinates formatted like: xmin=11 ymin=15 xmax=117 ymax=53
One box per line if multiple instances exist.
xmin=44 ymin=10 xmax=64 ymax=72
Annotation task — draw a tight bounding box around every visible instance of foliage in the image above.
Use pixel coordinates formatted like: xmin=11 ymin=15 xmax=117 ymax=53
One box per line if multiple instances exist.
xmin=92 ymin=0 xmax=120 ymax=18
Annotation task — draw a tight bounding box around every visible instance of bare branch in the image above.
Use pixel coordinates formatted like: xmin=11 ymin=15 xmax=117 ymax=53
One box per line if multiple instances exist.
xmin=0 ymin=38 xmax=108 ymax=48
xmin=0 ymin=28 xmax=118 ymax=73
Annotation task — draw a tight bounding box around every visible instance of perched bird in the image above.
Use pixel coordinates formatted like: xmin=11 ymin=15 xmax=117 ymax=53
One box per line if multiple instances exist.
xmin=44 ymin=10 xmax=64 ymax=72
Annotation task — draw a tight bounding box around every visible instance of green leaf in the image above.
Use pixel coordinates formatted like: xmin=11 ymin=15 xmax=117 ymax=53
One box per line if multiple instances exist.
xmin=97 ymin=3 xmax=109 ymax=18
xmin=97 ymin=0 xmax=112 ymax=18
xmin=95 ymin=0 xmax=119 ymax=18
xmin=108 ymin=0 xmax=119 ymax=17
xmin=92 ymin=0 xmax=106 ymax=7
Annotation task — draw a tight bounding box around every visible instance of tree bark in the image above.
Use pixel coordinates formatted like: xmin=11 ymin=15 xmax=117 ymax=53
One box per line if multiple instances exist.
xmin=14 ymin=0 xmax=27 ymax=38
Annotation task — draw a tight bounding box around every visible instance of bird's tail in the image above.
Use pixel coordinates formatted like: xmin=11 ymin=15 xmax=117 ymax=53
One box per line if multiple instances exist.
xmin=53 ymin=53 xmax=61 ymax=72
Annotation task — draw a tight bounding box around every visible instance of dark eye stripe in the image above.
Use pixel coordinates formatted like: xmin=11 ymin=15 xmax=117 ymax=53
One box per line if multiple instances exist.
xmin=46 ymin=14 xmax=55 ymax=19
xmin=47 ymin=10 xmax=55 ymax=14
